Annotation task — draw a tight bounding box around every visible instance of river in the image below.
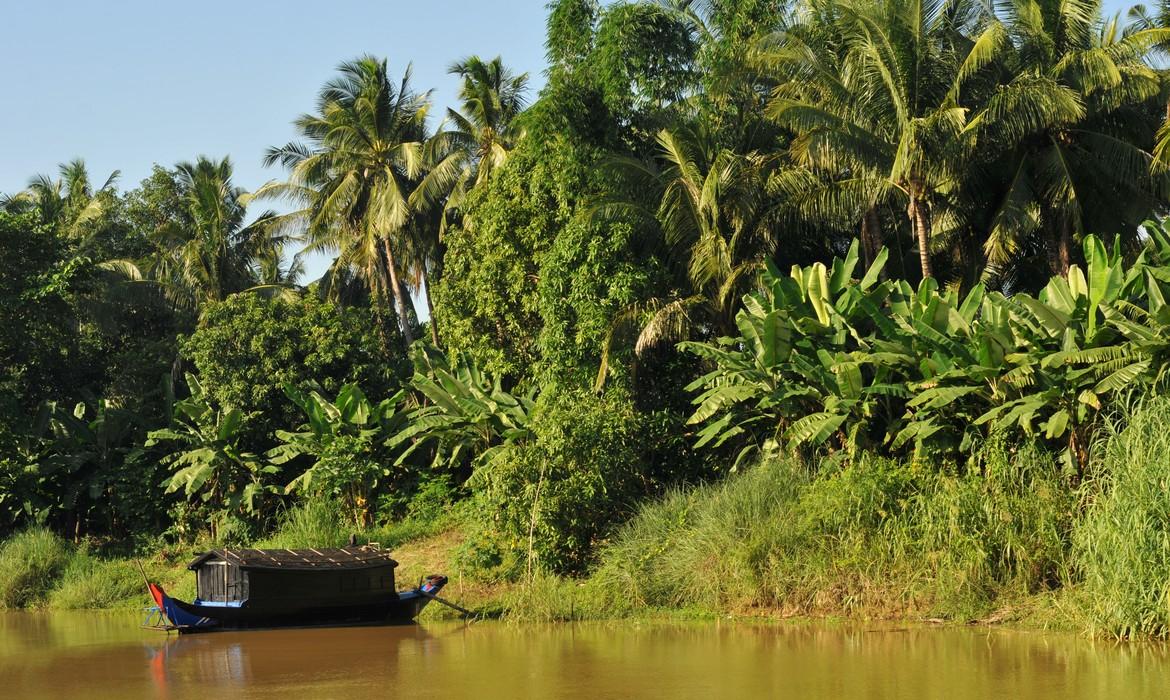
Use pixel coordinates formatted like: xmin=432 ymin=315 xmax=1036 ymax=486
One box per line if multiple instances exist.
xmin=1 ymin=612 xmax=1167 ymax=698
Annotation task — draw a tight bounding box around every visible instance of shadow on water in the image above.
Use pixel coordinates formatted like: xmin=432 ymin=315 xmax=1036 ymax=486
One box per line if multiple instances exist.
xmin=2 ymin=613 xmax=1169 ymax=699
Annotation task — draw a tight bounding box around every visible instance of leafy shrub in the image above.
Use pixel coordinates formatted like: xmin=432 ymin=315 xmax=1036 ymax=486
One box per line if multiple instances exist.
xmin=181 ymin=293 xmax=405 ymax=450
xmin=0 ymin=528 xmax=73 ymax=608
xmin=469 ymin=387 xmax=656 ymax=576
xmin=403 ymin=473 xmax=458 ymax=522
xmin=1075 ymin=397 xmax=1170 ymax=638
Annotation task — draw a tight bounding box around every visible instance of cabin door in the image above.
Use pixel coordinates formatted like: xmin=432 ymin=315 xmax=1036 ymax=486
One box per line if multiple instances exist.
xmin=225 ymin=566 xmax=246 ymax=601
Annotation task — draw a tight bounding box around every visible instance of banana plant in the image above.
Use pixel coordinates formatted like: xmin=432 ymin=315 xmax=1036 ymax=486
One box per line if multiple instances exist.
xmin=683 ymin=241 xmax=900 ymax=467
xmin=684 ymin=227 xmax=1170 ymax=475
xmin=42 ymin=398 xmax=142 ymax=533
xmin=269 ymin=383 xmax=408 ymax=527
xmin=146 ymin=374 xmax=278 ymax=527
xmin=388 ymin=344 xmax=536 ymax=470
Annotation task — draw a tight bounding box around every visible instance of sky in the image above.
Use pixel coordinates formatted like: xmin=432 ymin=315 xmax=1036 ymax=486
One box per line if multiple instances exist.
xmin=0 ymin=0 xmax=1143 ymax=279
xmin=0 ymin=0 xmax=553 ymax=279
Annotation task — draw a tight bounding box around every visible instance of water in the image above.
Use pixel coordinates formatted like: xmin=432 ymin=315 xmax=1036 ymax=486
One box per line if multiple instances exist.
xmin=2 ymin=612 xmax=1168 ymax=699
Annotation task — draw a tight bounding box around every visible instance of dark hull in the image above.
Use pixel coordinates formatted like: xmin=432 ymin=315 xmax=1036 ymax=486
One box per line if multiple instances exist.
xmin=149 ymin=577 xmax=446 ymax=634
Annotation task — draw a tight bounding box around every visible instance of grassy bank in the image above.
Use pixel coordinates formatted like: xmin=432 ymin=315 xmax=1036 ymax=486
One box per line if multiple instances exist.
xmin=499 ymin=398 xmax=1170 ymax=639
xmin=0 ymin=497 xmax=460 ymax=613
xmin=6 ymin=399 xmax=1170 ymax=640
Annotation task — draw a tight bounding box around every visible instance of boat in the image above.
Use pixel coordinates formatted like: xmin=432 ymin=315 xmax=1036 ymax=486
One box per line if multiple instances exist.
xmin=144 ymin=545 xmax=448 ymax=633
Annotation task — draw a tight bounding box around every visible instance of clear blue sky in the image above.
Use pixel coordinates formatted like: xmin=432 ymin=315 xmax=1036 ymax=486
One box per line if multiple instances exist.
xmin=0 ymin=0 xmax=553 ymax=278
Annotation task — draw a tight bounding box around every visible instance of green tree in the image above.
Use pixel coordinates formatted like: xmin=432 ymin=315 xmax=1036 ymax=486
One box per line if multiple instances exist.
xmin=0 ymin=212 xmax=86 ymax=422
xmin=181 ymin=292 xmax=405 ymax=452
xmin=433 ymin=143 xmax=569 ymax=377
xmin=258 ymin=56 xmax=455 ymax=348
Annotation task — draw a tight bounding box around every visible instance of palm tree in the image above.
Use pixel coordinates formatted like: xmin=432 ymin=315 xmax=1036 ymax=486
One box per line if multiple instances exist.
xmin=120 ymin=156 xmax=292 ymax=313
xmin=764 ymin=0 xmax=1009 ymax=280
xmin=980 ymin=0 xmax=1169 ymax=276
xmin=444 ymin=56 xmax=530 ymax=189
xmin=594 ymin=122 xmax=778 ymax=386
xmin=2 ymin=159 xmax=120 ymax=237
xmin=405 ymin=56 xmax=530 ymax=346
xmin=257 ymin=56 xmax=438 ymax=348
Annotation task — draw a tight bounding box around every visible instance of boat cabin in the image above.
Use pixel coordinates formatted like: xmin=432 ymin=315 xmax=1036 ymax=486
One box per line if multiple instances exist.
xmin=186 ymin=547 xmax=399 ymax=607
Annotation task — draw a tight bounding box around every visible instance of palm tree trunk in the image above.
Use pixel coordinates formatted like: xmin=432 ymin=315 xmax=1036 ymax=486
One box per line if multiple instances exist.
xmin=1044 ymin=217 xmax=1073 ymax=277
xmin=907 ymin=194 xmax=933 ymax=280
xmin=1057 ymin=219 xmax=1073 ymax=277
xmin=382 ymin=238 xmax=415 ymax=346
xmin=860 ymin=206 xmax=883 ymax=269
xmin=364 ymin=259 xmax=397 ymax=354
xmin=422 ymin=267 xmax=440 ymax=346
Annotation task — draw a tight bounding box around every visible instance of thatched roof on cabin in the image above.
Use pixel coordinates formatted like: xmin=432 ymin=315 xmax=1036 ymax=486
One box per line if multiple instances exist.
xmin=187 ymin=546 xmax=398 ymax=572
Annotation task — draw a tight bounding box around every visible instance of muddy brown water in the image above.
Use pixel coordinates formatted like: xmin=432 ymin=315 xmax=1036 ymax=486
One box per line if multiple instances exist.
xmin=2 ymin=612 xmax=1168 ymax=699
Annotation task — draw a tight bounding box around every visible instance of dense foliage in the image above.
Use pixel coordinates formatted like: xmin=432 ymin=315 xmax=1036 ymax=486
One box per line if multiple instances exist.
xmin=182 ymin=293 xmax=405 ymax=446
xmin=9 ymin=0 xmax=1170 ymax=637
xmin=684 ymin=227 xmax=1170 ymax=474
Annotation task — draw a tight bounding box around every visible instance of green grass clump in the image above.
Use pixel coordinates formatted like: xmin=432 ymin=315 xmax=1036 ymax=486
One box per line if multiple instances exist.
xmin=255 ymin=495 xmax=460 ymax=553
xmin=48 ymin=552 xmax=149 ymax=609
xmin=0 ymin=528 xmax=74 ymax=608
xmin=592 ymin=445 xmax=1074 ymax=622
xmin=591 ymin=459 xmax=807 ymax=615
xmin=255 ymin=499 xmax=350 ymax=549
xmin=1075 ymin=397 xmax=1170 ymax=639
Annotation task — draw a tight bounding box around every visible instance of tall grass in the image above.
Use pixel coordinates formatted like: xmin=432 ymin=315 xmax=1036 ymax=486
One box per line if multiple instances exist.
xmin=1075 ymin=397 xmax=1170 ymax=639
xmin=255 ymin=499 xmax=351 ymax=549
xmin=256 ymin=495 xmax=460 ymax=551
xmin=0 ymin=528 xmax=73 ymax=608
xmin=592 ymin=445 xmax=1075 ymax=621
xmin=48 ymin=553 xmax=151 ymax=609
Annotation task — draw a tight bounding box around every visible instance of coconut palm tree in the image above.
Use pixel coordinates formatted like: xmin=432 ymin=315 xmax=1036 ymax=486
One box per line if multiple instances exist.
xmin=765 ymin=0 xmax=1168 ymax=283
xmin=2 ymin=159 xmax=120 ymax=237
xmin=404 ymin=56 xmax=531 ymax=346
xmin=594 ymin=121 xmax=779 ymax=386
xmin=979 ymin=0 xmax=1169 ymax=277
xmin=764 ymin=0 xmax=1011 ymax=280
xmin=112 ymin=156 xmax=292 ymax=314
xmin=256 ymin=56 xmax=439 ymax=347
xmin=444 ymin=56 xmax=530 ymax=188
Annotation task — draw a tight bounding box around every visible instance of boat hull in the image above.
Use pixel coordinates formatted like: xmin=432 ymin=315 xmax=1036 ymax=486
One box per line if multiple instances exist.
xmin=149 ymin=576 xmax=447 ymax=633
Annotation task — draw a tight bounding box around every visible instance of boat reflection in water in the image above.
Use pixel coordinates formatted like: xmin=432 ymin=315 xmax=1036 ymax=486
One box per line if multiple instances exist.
xmin=145 ymin=624 xmax=435 ymax=697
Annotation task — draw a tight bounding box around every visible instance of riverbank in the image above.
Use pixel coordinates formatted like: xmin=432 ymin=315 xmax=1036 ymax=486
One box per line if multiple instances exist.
xmin=4 ymin=398 xmax=1170 ymax=638
xmin=0 ymin=520 xmax=1080 ymax=630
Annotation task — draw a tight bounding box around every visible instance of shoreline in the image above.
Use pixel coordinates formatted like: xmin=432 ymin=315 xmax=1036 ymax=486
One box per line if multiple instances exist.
xmin=0 ymin=527 xmax=1093 ymax=639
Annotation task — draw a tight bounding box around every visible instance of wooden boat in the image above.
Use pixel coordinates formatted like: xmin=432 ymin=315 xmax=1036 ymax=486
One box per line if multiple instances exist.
xmin=145 ymin=546 xmax=447 ymax=633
